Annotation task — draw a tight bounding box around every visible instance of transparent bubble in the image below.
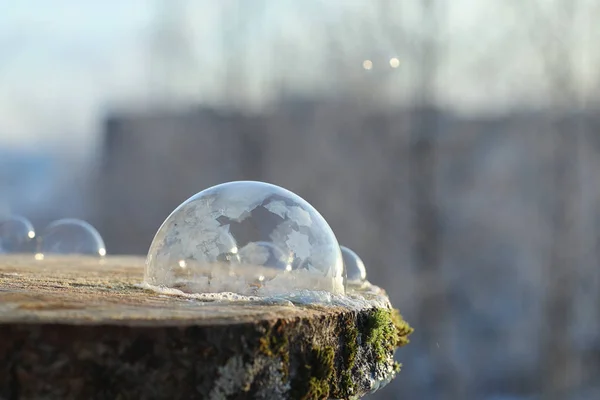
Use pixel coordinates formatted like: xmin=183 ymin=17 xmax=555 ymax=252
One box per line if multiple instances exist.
xmin=145 ymin=181 xmax=344 ymax=296
xmin=0 ymin=216 xmax=36 ymax=254
xmin=341 ymin=245 xmax=367 ymax=284
xmin=36 ymin=219 xmax=106 ymax=258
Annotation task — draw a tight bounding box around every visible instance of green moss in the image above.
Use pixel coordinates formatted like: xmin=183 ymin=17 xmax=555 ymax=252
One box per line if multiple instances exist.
xmin=340 ymin=369 xmax=357 ymax=398
xmin=304 ymin=377 xmax=330 ymax=399
xmin=390 ymin=309 xmax=414 ymax=347
xmin=258 ymin=322 xmax=290 ymax=379
xmin=365 ymin=308 xmax=413 ymax=363
xmin=338 ymin=314 xmax=360 ymax=397
xmin=313 ymin=346 xmax=335 ymax=380
xmin=289 ymin=309 xmax=412 ymax=399
xmin=393 ymin=361 xmax=402 ymax=373
xmin=342 ymin=316 xmax=359 ymax=369
xmin=292 ymin=345 xmax=336 ymax=400
xmin=258 ymin=331 xmax=287 ymax=358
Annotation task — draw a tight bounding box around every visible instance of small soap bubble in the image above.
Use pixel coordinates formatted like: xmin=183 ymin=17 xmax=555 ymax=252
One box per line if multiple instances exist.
xmin=37 ymin=219 xmax=106 ymax=258
xmin=341 ymin=245 xmax=367 ymax=284
xmin=0 ymin=215 xmax=36 ymax=254
xmin=145 ymin=181 xmax=344 ymax=296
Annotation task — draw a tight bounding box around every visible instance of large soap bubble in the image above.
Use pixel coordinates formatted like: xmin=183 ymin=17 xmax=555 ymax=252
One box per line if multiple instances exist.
xmin=340 ymin=245 xmax=367 ymax=285
xmin=0 ymin=215 xmax=36 ymax=254
xmin=145 ymin=181 xmax=344 ymax=296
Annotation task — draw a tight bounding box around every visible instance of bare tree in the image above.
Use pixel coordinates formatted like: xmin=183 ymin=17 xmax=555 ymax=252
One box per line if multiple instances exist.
xmin=510 ymin=1 xmax=586 ymax=397
xmin=218 ymin=0 xmax=267 ymax=109
xmin=407 ymin=1 xmax=466 ymax=398
xmin=149 ymin=0 xmax=197 ymax=105
xmin=373 ymin=0 xmax=463 ymax=397
xmin=546 ymin=120 xmax=581 ymax=400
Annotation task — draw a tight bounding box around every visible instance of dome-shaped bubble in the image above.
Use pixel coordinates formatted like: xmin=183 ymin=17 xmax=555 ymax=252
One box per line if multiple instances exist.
xmin=341 ymin=245 xmax=367 ymax=284
xmin=145 ymin=181 xmax=344 ymax=296
xmin=0 ymin=215 xmax=36 ymax=254
xmin=37 ymin=219 xmax=106 ymax=258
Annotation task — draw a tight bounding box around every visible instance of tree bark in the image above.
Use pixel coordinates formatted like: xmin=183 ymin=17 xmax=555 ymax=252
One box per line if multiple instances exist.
xmin=0 ymin=255 xmax=411 ymax=400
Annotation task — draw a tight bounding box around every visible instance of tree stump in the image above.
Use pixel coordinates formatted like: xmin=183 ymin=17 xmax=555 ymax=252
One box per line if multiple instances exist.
xmin=0 ymin=255 xmax=412 ymax=400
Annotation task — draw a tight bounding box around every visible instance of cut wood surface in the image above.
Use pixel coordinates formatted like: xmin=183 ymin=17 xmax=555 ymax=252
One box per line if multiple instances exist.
xmin=0 ymin=255 xmax=412 ymax=400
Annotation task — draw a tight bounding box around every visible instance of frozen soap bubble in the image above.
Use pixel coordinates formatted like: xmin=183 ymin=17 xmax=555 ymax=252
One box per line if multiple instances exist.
xmin=145 ymin=181 xmax=344 ymax=296
xmin=341 ymin=245 xmax=367 ymax=285
xmin=0 ymin=215 xmax=36 ymax=254
xmin=36 ymin=219 xmax=106 ymax=258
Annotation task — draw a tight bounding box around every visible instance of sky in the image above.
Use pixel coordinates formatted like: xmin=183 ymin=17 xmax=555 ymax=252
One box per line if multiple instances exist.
xmin=0 ymin=0 xmax=155 ymax=151
xmin=0 ymin=0 xmax=598 ymax=153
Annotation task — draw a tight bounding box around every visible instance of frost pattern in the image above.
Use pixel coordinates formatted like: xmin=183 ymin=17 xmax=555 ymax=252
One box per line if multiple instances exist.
xmin=145 ymin=181 xmax=344 ymax=296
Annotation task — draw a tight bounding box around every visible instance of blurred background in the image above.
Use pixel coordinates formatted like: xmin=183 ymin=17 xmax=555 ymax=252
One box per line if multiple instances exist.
xmin=1 ymin=0 xmax=599 ymax=398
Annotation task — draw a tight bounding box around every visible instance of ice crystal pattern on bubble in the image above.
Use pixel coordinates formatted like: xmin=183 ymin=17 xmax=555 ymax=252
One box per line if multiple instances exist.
xmin=145 ymin=181 xmax=344 ymax=296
